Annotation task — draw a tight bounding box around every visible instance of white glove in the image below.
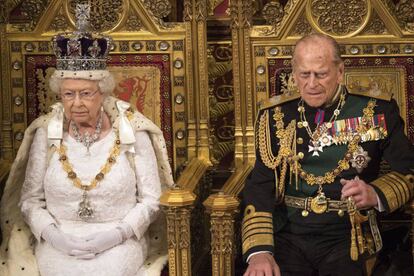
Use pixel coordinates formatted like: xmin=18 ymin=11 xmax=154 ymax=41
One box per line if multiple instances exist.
xmin=84 ymin=223 xmax=134 ymax=255
xmin=41 ymin=224 xmax=92 ymax=256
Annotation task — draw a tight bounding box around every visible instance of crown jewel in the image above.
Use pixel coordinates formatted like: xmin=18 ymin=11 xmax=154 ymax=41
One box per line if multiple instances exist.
xmin=52 ymin=4 xmax=112 ymax=71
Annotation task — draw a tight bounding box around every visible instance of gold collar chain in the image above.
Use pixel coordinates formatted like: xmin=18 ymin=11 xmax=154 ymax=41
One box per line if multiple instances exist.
xmin=297 ymin=89 xmax=346 ymax=142
xmin=273 ymin=98 xmax=377 ymax=186
xmin=57 ymin=132 xmax=121 ymax=191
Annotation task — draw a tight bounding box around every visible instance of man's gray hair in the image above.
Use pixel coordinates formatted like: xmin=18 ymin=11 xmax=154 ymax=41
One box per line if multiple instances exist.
xmin=292 ymin=33 xmax=343 ymax=68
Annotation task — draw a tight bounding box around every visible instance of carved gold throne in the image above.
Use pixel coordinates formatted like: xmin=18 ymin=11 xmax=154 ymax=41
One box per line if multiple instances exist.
xmin=202 ymin=1 xmax=414 ymax=275
xmin=0 ymin=0 xmax=214 ymax=275
xmin=1 ymin=0 xmax=414 ymax=275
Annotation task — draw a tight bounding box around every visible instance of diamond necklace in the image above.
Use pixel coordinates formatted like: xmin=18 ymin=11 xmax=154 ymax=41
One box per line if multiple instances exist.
xmin=71 ymin=110 xmax=103 ymax=153
xmin=297 ymin=86 xmax=346 ymax=156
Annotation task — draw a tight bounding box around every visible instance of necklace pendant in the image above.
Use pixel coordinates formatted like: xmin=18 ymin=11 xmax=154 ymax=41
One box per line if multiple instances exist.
xmin=78 ymin=191 xmax=94 ymax=220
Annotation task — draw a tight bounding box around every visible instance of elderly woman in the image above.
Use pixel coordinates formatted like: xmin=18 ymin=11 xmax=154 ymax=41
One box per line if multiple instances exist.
xmin=0 ymin=6 xmax=173 ymax=276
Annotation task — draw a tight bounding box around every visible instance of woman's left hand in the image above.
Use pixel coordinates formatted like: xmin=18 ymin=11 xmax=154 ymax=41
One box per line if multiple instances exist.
xmin=84 ymin=228 xmax=123 ymax=254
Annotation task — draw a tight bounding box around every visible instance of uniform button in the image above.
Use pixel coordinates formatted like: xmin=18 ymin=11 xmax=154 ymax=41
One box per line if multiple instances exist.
xmin=298 ymin=152 xmax=304 ymax=159
xmin=297 ymin=138 xmax=303 ymax=144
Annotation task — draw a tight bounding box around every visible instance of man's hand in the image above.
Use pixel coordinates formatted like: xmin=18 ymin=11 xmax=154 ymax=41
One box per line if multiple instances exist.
xmin=244 ymin=252 xmax=281 ymax=276
xmin=340 ymin=176 xmax=378 ymax=209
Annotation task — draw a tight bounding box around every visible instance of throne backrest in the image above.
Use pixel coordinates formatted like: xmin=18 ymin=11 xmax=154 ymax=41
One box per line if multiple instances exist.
xmin=1 ymin=1 xmax=191 ymax=175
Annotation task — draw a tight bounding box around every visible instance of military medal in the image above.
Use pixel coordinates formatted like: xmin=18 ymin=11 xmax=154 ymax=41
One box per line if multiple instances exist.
xmin=298 ymin=86 xmax=347 ymax=157
xmin=308 ymin=141 xmax=323 ymax=156
xmin=351 ymin=146 xmax=371 ymax=173
xmin=319 ymin=133 xmax=333 ymax=147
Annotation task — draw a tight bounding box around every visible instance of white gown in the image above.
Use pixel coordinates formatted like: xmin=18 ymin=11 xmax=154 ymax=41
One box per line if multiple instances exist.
xmin=19 ymin=127 xmax=162 ymax=276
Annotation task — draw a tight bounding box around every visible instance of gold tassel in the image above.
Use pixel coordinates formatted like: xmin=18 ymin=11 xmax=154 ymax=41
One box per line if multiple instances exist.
xmin=355 ymin=211 xmax=367 ymax=254
xmin=350 ymin=226 xmax=358 ymax=261
xmin=347 ymin=197 xmax=359 ymax=261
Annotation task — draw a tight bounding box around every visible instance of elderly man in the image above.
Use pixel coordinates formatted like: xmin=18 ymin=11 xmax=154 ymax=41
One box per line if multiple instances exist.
xmin=242 ymin=33 xmax=414 ymax=276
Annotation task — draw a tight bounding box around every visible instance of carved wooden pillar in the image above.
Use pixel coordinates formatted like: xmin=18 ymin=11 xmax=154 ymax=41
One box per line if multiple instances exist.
xmin=0 ymin=23 xmax=12 ymax=160
xmin=184 ymin=0 xmax=211 ymax=162
xmin=160 ymin=188 xmax=196 ymax=276
xmin=204 ymin=192 xmax=240 ymax=276
xmin=411 ymin=198 xmax=414 ymax=266
xmin=229 ymin=0 xmax=255 ymax=166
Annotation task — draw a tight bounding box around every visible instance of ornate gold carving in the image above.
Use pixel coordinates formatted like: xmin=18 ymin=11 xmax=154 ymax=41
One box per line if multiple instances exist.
xmin=195 ymin=0 xmax=208 ymax=21
xmin=362 ymin=11 xmax=387 ymax=35
xmin=161 ymin=188 xmax=196 ymax=276
xmin=143 ymin=0 xmax=172 ymax=19
xmin=207 ymin=52 xmax=232 ymax=80
xmin=292 ymin=13 xmax=313 ymax=36
xmin=204 ymin=193 xmax=239 ymax=276
xmin=241 ymin=0 xmax=254 ymax=28
xmin=395 ymin=0 xmax=414 ymax=33
xmin=384 ymin=0 xmax=414 ymax=33
xmin=48 ymin=8 xmax=70 ymax=32
xmin=125 ymin=13 xmax=144 ymax=31
xmin=1 ymin=0 xmax=14 ymax=23
xmin=211 ymin=136 xmax=235 ymax=166
xmin=183 ymin=0 xmax=192 ymax=21
xmin=262 ymin=1 xmax=284 ymax=26
xmin=308 ymin=0 xmax=370 ymax=36
xmin=208 ymin=44 xmax=234 ymax=166
xmin=228 ymin=0 xmax=239 ymax=29
xmin=11 ymin=0 xmax=50 ymax=31
xmin=210 ymin=99 xmax=234 ymax=119
xmin=229 ymin=0 xmax=254 ymax=29
xmin=253 ymin=0 xmax=302 ymax=37
xmin=50 ymin=15 xmax=69 ymax=31
xmin=67 ymin=0 xmax=125 ymax=32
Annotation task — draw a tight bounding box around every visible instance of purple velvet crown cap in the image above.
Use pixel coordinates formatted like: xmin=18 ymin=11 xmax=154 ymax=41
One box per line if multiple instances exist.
xmin=50 ymin=4 xmax=112 ymax=71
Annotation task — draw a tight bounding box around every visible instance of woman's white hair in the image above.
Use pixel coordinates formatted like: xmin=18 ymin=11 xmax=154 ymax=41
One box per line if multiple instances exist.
xmin=49 ymin=70 xmax=115 ymax=96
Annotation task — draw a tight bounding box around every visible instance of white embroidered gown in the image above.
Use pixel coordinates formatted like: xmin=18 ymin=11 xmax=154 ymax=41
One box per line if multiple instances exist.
xmin=20 ymin=127 xmax=161 ymax=276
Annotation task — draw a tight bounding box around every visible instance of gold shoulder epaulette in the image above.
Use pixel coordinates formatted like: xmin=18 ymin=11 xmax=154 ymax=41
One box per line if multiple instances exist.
xmin=347 ymin=86 xmax=392 ymax=101
xmin=259 ymin=91 xmax=300 ymax=110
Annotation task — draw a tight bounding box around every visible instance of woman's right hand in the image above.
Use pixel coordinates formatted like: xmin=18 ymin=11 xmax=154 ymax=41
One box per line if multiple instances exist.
xmin=41 ymin=224 xmax=93 ymax=257
xmin=244 ymin=252 xmax=281 ymax=276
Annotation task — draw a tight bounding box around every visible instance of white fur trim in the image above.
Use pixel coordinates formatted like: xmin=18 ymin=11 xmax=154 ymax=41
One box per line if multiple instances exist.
xmin=52 ymin=70 xmax=111 ymax=80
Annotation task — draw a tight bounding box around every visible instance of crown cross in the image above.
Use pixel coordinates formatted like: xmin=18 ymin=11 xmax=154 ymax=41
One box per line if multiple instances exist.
xmin=51 ymin=4 xmax=112 ymax=72
xmin=75 ymin=4 xmax=91 ymax=33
